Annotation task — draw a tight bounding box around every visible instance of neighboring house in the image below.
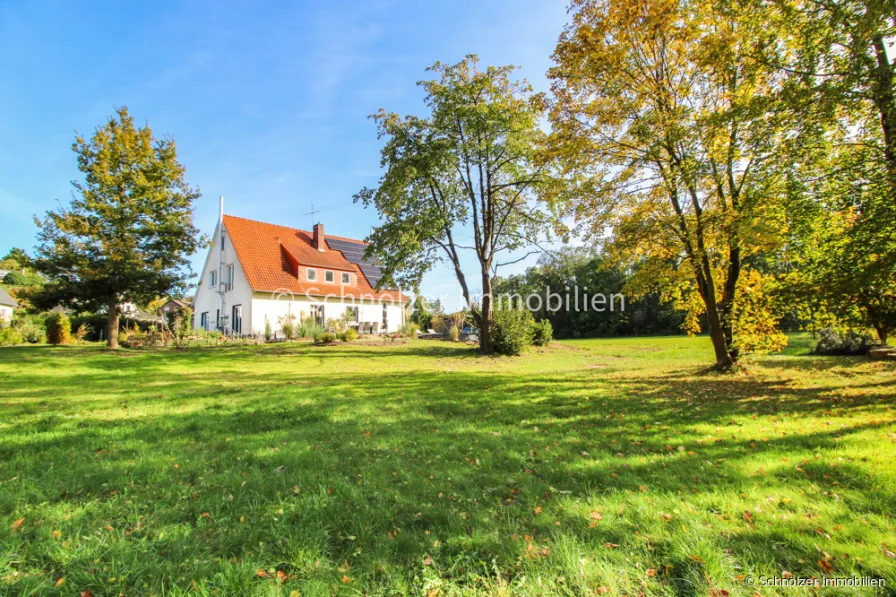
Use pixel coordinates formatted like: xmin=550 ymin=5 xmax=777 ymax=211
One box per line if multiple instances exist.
xmin=192 ymin=214 xmax=406 ymax=336
xmin=0 ymin=286 xmax=17 ymax=325
xmin=158 ymin=297 xmax=193 ymax=318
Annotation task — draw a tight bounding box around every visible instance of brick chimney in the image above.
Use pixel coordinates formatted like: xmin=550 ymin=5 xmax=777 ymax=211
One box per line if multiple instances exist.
xmin=313 ymin=223 xmax=326 ymax=252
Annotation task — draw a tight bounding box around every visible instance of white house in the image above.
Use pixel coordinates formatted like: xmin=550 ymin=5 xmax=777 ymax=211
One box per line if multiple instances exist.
xmin=0 ymin=286 xmax=16 ymax=325
xmin=192 ymin=213 xmax=405 ymax=336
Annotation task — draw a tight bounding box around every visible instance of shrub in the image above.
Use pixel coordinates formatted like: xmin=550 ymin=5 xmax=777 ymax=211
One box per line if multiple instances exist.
xmin=297 ymin=320 xmax=323 ymax=339
xmin=70 ymin=314 xmax=107 ymax=341
xmin=74 ymin=323 xmax=91 ymax=344
xmin=449 ymin=324 xmax=460 ymax=342
xmin=3 ymin=271 xmax=27 ymax=286
xmin=14 ymin=318 xmax=46 ymax=343
xmin=327 ymin=313 xmax=352 ymax=335
xmin=0 ymin=326 xmax=23 ymax=346
xmin=278 ymin=313 xmax=297 ymax=340
xmin=398 ymin=321 xmax=419 ymax=338
xmin=177 ymin=307 xmax=193 ymax=338
xmin=814 ymin=327 xmax=875 ymax=356
xmin=317 ymin=331 xmax=337 ymax=344
xmin=492 ymin=307 xmax=535 ymax=356
xmin=531 ymin=319 xmax=553 ymax=347
xmin=340 ymin=328 xmax=358 ymax=342
xmin=264 ymin=317 xmax=273 ymax=342
xmin=46 ymin=313 xmax=72 ymax=345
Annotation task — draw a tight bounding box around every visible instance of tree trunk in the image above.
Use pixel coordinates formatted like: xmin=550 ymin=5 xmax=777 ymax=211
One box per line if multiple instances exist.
xmin=871 ymin=35 xmax=896 ymax=184
xmin=478 ymin=270 xmax=494 ymax=355
xmin=107 ymin=300 xmax=120 ymax=349
xmin=694 ymin=267 xmax=735 ymax=370
xmin=876 ymin=325 xmax=889 ymax=346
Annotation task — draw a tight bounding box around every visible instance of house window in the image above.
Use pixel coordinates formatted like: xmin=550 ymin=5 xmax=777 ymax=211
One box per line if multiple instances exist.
xmin=346 ymin=306 xmax=359 ymax=323
xmin=216 ymin=309 xmax=220 ymax=329
xmin=306 ymin=268 xmax=317 ymax=281
xmin=341 ymin=272 xmax=350 ymax=284
xmin=232 ymin=304 xmax=242 ymax=335
xmin=310 ymin=304 xmax=324 ymax=326
xmin=383 ymin=304 xmax=388 ymax=331
xmin=209 ymin=270 xmax=217 ymax=288
xmin=325 ymin=270 xmax=334 ymax=283
xmin=200 ymin=312 xmax=208 ymax=330
xmin=225 ymin=264 xmax=234 ymax=291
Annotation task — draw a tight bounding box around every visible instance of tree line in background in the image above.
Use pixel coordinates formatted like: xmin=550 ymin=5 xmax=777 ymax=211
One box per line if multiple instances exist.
xmin=1 ymin=0 xmax=894 ymax=367
xmin=360 ymin=0 xmax=896 ymax=367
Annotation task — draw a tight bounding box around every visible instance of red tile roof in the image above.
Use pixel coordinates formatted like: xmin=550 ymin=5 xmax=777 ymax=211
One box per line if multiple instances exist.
xmin=222 ymin=215 xmax=404 ymax=302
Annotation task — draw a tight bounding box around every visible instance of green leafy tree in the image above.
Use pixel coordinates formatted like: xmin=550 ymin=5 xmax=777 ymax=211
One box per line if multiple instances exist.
xmin=548 ymin=0 xmax=792 ymax=368
xmin=33 ymin=107 xmax=203 ymax=349
xmin=356 ymin=55 xmax=551 ymax=355
xmin=782 ymin=142 xmax=896 ymax=344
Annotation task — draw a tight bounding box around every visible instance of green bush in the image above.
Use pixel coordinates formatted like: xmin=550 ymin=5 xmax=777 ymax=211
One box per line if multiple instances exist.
xmin=3 ymin=271 xmax=27 ymax=286
xmin=278 ymin=313 xmax=297 ymax=340
xmin=531 ymin=319 xmax=553 ymax=347
xmin=339 ymin=328 xmax=358 ymax=342
xmin=397 ymin=321 xmax=419 ymax=338
xmin=297 ymin=320 xmax=323 ymax=339
xmin=264 ymin=317 xmax=273 ymax=342
xmin=70 ymin=314 xmax=107 ymax=341
xmin=46 ymin=313 xmax=72 ymax=345
xmin=0 ymin=326 xmax=23 ymax=346
xmin=317 ymin=331 xmax=337 ymax=344
xmin=492 ymin=307 xmax=535 ymax=356
xmin=15 ymin=319 xmax=46 ymax=343
xmin=814 ymin=327 xmax=875 ymax=355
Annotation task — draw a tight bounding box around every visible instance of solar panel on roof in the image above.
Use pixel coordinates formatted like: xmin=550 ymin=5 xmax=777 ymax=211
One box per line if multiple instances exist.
xmin=326 ymin=238 xmax=397 ymax=290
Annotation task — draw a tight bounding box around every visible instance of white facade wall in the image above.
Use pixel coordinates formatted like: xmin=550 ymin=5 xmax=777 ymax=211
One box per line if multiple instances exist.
xmin=192 ymin=222 xmax=254 ymax=334
xmin=0 ymin=305 xmax=12 ymax=324
xmin=251 ymin=294 xmax=403 ymax=335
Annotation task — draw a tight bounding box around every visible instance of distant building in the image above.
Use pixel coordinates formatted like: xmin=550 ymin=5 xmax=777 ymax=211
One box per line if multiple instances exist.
xmin=192 ymin=214 xmax=405 ymax=336
xmin=0 ymin=286 xmax=17 ymax=324
xmin=158 ymin=297 xmax=193 ymax=318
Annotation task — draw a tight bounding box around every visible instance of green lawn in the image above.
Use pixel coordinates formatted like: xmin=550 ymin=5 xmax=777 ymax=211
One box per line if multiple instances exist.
xmin=1 ymin=337 xmax=894 ymax=596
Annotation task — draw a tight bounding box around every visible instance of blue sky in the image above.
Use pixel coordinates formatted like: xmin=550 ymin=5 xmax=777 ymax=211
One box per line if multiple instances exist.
xmin=0 ymin=0 xmax=569 ymax=309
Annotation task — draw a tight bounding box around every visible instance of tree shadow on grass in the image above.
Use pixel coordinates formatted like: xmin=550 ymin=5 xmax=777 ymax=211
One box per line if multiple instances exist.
xmin=1 ymin=346 xmax=895 ymax=595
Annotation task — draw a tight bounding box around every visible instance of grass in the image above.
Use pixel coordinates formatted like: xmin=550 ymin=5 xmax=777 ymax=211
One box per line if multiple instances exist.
xmin=0 ymin=335 xmax=894 ymax=596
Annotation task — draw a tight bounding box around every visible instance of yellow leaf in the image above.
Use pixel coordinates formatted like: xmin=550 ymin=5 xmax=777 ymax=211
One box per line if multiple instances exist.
xmin=10 ymin=517 xmax=24 ymax=532
xmin=55 ymin=577 xmax=65 ymax=587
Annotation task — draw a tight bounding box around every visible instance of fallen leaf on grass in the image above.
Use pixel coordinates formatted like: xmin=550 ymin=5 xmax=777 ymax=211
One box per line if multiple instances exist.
xmin=647 ymin=568 xmax=657 ymax=577
xmin=688 ymin=555 xmax=704 ymax=563
xmin=424 ymin=555 xmax=432 ymax=566
xmin=743 ymin=510 xmax=753 ymax=522
xmin=341 ymin=575 xmax=352 ymax=583
xmin=80 ymin=591 xmax=93 ymax=597
xmin=276 ymin=570 xmax=287 ymax=582
xmin=818 ymin=559 xmax=834 ymax=573
xmin=427 ymin=589 xmax=441 ymax=597
xmin=590 ymin=511 xmax=602 ymax=521
xmin=256 ymin=569 xmax=272 ymax=579
xmin=10 ymin=517 xmax=24 ymax=532
xmin=54 ymin=577 xmax=65 ymax=587
xmin=603 ymin=542 xmax=620 ymax=549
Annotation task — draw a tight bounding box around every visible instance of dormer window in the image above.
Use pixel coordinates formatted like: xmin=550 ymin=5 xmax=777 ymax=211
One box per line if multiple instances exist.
xmin=341 ymin=272 xmax=350 ymax=284
xmin=325 ymin=270 xmax=334 ymax=283
xmin=306 ymin=268 xmax=317 ymax=281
